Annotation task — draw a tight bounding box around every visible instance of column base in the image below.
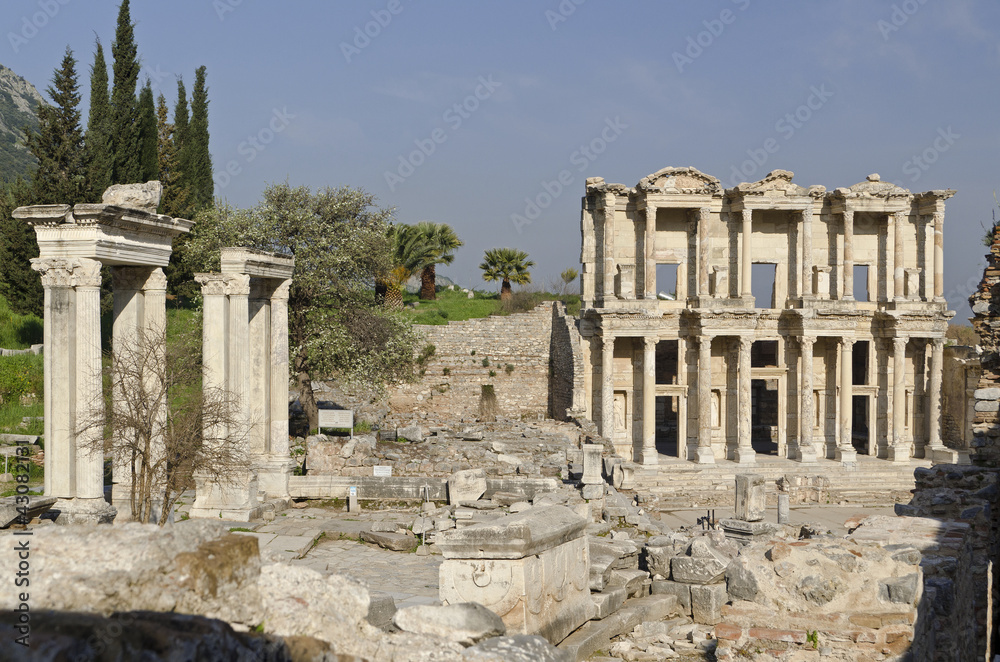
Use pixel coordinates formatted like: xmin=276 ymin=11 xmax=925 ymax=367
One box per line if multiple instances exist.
xmin=929 ymin=447 xmax=972 ymax=465
xmin=694 ymin=447 xmax=716 ymax=464
xmin=50 ymin=497 xmax=117 ymax=525
xmin=887 ymin=444 xmax=911 ymax=463
xmin=190 ymin=469 xmax=262 ymax=522
xmin=734 ymin=447 xmax=756 ymax=465
xmin=797 ymin=444 xmax=819 ymax=464
xmin=835 ymin=448 xmax=857 ymax=464
xmin=256 ymin=454 xmax=294 ymax=499
xmin=641 ymin=446 xmax=659 ymax=466
xmin=111 ymin=496 xmax=169 ymax=524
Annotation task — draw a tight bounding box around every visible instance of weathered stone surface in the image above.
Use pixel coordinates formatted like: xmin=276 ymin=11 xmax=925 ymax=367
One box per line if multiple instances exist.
xmin=462 ymin=634 xmax=571 ymax=661
xmin=607 ymin=568 xmax=648 ymax=597
xmin=879 ymin=573 xmax=920 ymax=605
xmin=797 ymin=574 xmax=843 ymax=606
xmin=397 ymin=424 xmax=424 ymax=443
xmin=394 ymin=603 xmax=505 ymax=646
xmin=437 ymin=505 xmax=586 ymax=559
xmin=735 ymin=474 xmax=766 ymax=521
xmin=0 ymin=495 xmax=55 ymax=528
xmin=361 ymin=530 xmax=418 ymax=552
xmin=691 ymin=583 xmax=727 ymax=625
xmin=367 ymin=591 xmax=398 ymax=630
xmin=650 ymin=579 xmax=692 ymax=616
xmin=591 ymin=586 xmax=627 ymax=620
xmin=671 ymin=555 xmax=727 ymax=585
xmin=725 ymin=556 xmax=759 ymax=602
xmin=448 ymin=469 xmax=487 ymax=505
xmin=102 ymin=180 xmax=163 ymax=212
xmin=974 ymin=387 xmax=1000 ymax=400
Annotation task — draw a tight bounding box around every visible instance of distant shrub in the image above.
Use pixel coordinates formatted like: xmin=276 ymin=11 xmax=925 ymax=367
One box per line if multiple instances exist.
xmin=0 ymin=354 xmax=42 ymax=403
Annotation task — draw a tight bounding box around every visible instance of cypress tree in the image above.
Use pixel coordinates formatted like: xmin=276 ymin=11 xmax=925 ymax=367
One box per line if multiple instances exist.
xmin=85 ymin=38 xmax=112 ymax=200
xmin=157 ymin=93 xmax=193 ymax=296
xmin=25 ymin=46 xmax=87 ymax=205
xmin=173 ymin=76 xmax=188 ymax=166
xmin=186 ymin=66 xmax=213 ymax=209
xmin=0 ymin=178 xmax=42 ymax=316
xmin=137 ymin=79 xmax=157 ymax=183
xmin=110 ymin=0 xmax=140 ymax=184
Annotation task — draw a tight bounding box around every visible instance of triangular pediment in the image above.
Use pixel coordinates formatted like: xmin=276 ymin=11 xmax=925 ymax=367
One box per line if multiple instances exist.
xmin=731 ymin=170 xmax=818 ymax=197
xmin=638 ymin=166 xmax=721 ymax=194
xmin=837 ymin=173 xmax=911 ymax=198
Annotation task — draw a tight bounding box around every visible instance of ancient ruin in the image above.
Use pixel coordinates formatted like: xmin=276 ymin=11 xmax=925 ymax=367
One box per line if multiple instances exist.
xmin=578 ymin=167 xmax=961 ymax=468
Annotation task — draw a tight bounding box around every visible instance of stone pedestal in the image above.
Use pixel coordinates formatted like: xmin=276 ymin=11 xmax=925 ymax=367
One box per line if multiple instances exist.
xmin=581 ymin=444 xmax=603 ymax=485
xmin=734 ymin=474 xmax=765 ymax=521
xmin=930 ymin=448 xmax=972 ymax=465
xmin=438 ymin=505 xmax=592 ymax=644
xmin=720 ymin=519 xmax=780 ymax=543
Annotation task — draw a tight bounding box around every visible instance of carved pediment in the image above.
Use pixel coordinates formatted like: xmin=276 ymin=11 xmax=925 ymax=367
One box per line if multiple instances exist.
xmin=638 ymin=166 xmax=721 ymax=194
xmin=730 ymin=170 xmax=823 ymax=198
xmin=835 ymin=173 xmax=911 ymax=199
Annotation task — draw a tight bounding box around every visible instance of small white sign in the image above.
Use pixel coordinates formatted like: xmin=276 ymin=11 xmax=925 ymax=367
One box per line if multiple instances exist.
xmin=373 ymin=465 xmax=392 ymax=477
xmin=318 ymin=409 xmax=353 ymax=430
xmin=349 ymin=486 xmax=357 ymax=496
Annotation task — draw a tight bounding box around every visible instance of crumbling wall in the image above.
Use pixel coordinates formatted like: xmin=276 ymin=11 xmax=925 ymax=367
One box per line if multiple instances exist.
xmin=969 ymin=226 xmax=1000 ymax=462
xmin=387 ymin=302 xmax=583 ymax=421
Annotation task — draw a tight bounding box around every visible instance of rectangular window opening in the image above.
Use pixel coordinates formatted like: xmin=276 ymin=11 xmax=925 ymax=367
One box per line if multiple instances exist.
xmin=853 ymin=265 xmax=870 ymax=302
xmin=655 ymin=340 xmax=678 ymax=384
xmin=751 ymin=263 xmax=776 ymax=308
xmin=852 ymin=341 xmax=869 ymax=386
xmin=656 ymin=264 xmax=678 ymax=300
xmin=751 ymin=340 xmax=778 ymax=368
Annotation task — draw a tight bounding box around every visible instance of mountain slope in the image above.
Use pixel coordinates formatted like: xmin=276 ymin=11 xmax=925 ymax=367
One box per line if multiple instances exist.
xmin=0 ymin=64 xmax=43 ymax=183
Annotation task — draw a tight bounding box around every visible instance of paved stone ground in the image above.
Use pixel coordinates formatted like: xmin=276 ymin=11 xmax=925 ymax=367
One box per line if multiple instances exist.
xmin=656 ymin=504 xmax=897 ymax=532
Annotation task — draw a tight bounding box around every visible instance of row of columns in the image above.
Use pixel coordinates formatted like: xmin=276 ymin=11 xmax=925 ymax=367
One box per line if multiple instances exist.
xmin=608 ymin=204 xmax=945 ymax=303
xmin=599 ymin=331 xmax=946 ymax=465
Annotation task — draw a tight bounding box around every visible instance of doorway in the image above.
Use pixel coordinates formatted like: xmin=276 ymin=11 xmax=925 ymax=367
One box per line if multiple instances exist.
xmin=751 ymin=378 xmax=779 ymax=455
xmin=655 ymin=395 xmax=679 ymax=457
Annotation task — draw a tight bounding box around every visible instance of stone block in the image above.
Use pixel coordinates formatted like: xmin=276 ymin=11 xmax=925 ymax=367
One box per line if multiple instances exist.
xmin=397 ymin=424 xmax=423 ymax=442
xmin=394 ymin=603 xmax=505 ymax=646
xmin=437 ymin=505 xmax=586 ymax=560
xmin=360 ymin=531 xmax=417 ymax=552
xmin=725 ymin=557 xmax=759 ymax=602
xmin=651 ymin=580 xmax=692 ymax=616
xmin=735 ymin=474 xmax=766 ymax=522
xmin=644 ymin=544 xmax=673 ymax=578
xmin=671 ymin=556 xmax=726 ymax=585
xmin=582 ymin=484 xmax=605 ymax=500
xmin=591 ymin=587 xmax=627 ymax=620
xmin=690 ymin=583 xmax=727 ymax=625
xmin=975 ymin=400 xmax=1000 ymax=413
xmin=463 ymin=635 xmax=570 ymax=662
xmin=102 ymin=181 xmax=163 ymax=213
xmin=608 ymin=568 xmax=648 ymax=597
xmin=0 ymin=496 xmax=56 ymax=528
xmin=974 ymin=388 xmax=1000 ymax=400
xmin=581 ymin=443 xmax=603 ymax=485
xmin=366 ymin=592 xmax=397 ymax=630
xmin=879 ymin=573 xmax=920 ymax=605
xmin=448 ymin=468 xmax=487 ymax=505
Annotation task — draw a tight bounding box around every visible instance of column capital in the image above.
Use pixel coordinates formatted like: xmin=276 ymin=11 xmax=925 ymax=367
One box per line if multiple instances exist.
xmin=644 ymin=336 xmax=658 ymax=351
xmin=31 ymin=257 xmax=102 ymax=288
xmin=799 ymin=335 xmax=816 ymax=349
xmin=195 ymin=273 xmax=228 ymax=296
xmin=894 ymin=209 xmax=907 ymax=222
xmin=224 ymin=274 xmax=251 ymax=297
xmin=739 ymin=335 xmax=753 ymax=352
xmin=932 ymin=336 xmax=945 ymax=350
xmin=840 ymin=336 xmax=854 ymax=348
xmin=893 ymin=336 xmax=908 ymax=351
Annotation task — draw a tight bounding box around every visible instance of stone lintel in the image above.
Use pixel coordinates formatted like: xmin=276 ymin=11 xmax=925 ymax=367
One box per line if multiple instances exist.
xmin=436 ymin=505 xmax=587 ymax=560
xmin=220 ymin=247 xmax=295 ymax=280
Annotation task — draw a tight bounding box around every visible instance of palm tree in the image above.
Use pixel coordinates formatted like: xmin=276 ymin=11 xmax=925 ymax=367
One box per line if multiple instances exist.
xmin=480 ymin=247 xmax=534 ymax=301
xmin=378 ymin=224 xmax=435 ymax=309
xmin=415 ymin=222 xmax=463 ymax=300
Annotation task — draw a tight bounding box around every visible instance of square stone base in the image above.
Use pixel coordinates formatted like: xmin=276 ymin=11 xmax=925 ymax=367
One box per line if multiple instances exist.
xmin=733 ymin=448 xmax=756 ymax=465
xmin=720 ymin=518 xmax=779 ymax=543
xmin=930 ymin=448 xmax=972 ymax=465
xmin=887 ymin=444 xmax=912 ymax=463
xmin=189 ymin=470 xmax=262 ymax=522
xmin=50 ymin=497 xmax=117 ymax=525
xmin=835 ymin=448 xmax=857 ymax=465
xmin=256 ymin=455 xmax=293 ymax=498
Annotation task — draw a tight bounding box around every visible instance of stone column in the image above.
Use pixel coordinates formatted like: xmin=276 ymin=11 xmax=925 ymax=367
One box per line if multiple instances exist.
xmin=677 ymin=337 xmax=688 ymax=459
xmin=735 ymin=336 xmax=755 ymax=464
xmin=31 ymin=258 xmax=110 ymax=521
xmin=600 ymin=333 xmax=615 ymax=439
xmin=602 ymin=193 xmax=616 ymax=301
xmin=798 ymin=337 xmax=818 ymax=463
xmin=933 ymin=211 xmax=944 ymax=302
xmin=227 ymin=275 xmax=252 ymax=429
xmin=196 ymin=275 xmax=229 ymax=440
xmin=696 ymin=335 xmax=715 ymax=464
xmin=926 ymin=338 xmax=944 ymax=455
xmin=265 ymin=280 xmax=293 ymax=497
xmin=801 ymin=205 xmax=813 ymax=298
xmin=644 ymin=205 xmax=656 ymax=300
xmin=886 ymin=212 xmax=896 ymax=300
xmin=889 ymin=336 xmax=909 ymax=462
xmin=740 ymin=208 xmax=753 ymax=301
xmin=842 ymin=209 xmax=854 ymax=300
xmin=249 ymin=281 xmax=272 ymax=457
xmin=836 ymin=338 xmax=857 ymax=463
xmin=697 ymin=207 xmax=710 ymax=298
xmin=642 ymin=337 xmax=657 ymax=465
xmin=894 ymin=210 xmax=906 ymax=302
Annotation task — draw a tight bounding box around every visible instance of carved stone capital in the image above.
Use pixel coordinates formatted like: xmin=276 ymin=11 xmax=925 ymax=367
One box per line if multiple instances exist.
xmin=271 ymin=279 xmax=291 ymax=302
xmin=112 ymin=266 xmax=158 ymax=292
xmin=224 ymin=274 xmax=251 ymax=297
xmin=31 ymin=257 xmax=102 ymax=288
xmin=195 ymin=273 xmax=228 ymax=297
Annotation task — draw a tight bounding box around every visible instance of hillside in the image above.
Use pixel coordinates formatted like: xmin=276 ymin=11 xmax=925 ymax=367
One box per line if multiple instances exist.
xmin=0 ymin=64 xmax=42 ymax=183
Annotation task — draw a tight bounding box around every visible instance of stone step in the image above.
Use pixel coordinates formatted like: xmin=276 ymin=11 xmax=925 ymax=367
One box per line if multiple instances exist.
xmin=557 ymin=594 xmax=679 ymax=661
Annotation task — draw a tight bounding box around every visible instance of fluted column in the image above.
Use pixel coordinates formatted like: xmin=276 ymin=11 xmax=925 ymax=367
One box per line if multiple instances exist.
xmin=696 ymin=335 xmax=715 ymax=464
xmin=801 ymin=205 xmax=813 ymax=298
xmin=836 ymin=337 xmax=857 ymax=462
xmin=740 ymin=208 xmax=753 ymax=300
xmin=697 ymin=207 xmax=710 ymax=298
xmin=933 ymin=212 xmax=944 ymax=301
xmin=842 ymin=209 xmax=854 ymax=300
xmin=227 ymin=275 xmax=252 ymax=433
xmin=894 ymin=210 xmax=906 ymax=301
xmin=196 ymin=274 xmax=229 ymax=441
xmin=927 ymin=338 xmax=944 ymax=455
xmin=735 ymin=336 xmax=755 ymax=464
xmin=601 ymin=333 xmax=615 ymax=439
xmin=890 ymin=336 xmax=909 ymax=462
xmin=249 ymin=281 xmax=272 ymax=457
xmin=269 ymin=280 xmax=292 ymax=488
xmin=602 ymin=193 xmax=616 ymax=300
xmin=642 ymin=337 xmax=657 ymax=465
xmin=798 ymin=337 xmax=818 ymax=463
xmin=143 ymin=269 xmax=168 ymax=500
xmin=644 ymin=205 xmax=656 ymax=300
xmin=73 ymin=260 xmax=105 ymax=502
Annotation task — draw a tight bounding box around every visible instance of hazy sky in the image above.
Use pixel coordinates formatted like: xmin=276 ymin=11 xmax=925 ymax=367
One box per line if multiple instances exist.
xmin=3 ymin=1 xmax=998 ymax=316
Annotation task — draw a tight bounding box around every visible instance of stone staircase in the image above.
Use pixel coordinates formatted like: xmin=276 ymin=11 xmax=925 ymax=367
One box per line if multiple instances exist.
xmin=629 ymin=455 xmax=931 ymax=507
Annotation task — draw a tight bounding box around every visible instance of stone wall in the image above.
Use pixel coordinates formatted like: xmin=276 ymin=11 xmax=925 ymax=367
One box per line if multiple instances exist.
xmin=970 ymin=226 xmax=1000 ymax=463
xmin=387 ymin=302 xmax=584 ymax=422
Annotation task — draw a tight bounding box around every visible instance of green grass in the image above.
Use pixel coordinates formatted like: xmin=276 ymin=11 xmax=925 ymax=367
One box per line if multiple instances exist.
xmin=402 ymin=287 xmax=581 ymax=325
xmin=0 ymin=296 xmax=42 ymax=349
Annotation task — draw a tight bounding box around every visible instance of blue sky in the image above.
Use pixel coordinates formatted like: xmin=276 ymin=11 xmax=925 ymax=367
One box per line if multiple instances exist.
xmin=3 ymin=0 xmax=998 ymax=316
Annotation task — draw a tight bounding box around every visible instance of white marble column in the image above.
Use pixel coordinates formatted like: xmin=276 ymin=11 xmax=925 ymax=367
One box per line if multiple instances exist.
xmin=889 ymin=336 xmax=909 ymax=462
xmin=264 ymin=280 xmax=293 ymax=498
xmin=196 ymin=275 xmax=229 ymax=440
xmin=894 ymin=210 xmax=906 ymax=302
xmin=696 ymin=335 xmax=715 ymax=464
xmin=602 ymin=193 xmax=616 ymax=301
xmin=644 ymin=205 xmax=656 ymax=300
xmin=801 ymin=205 xmax=813 ymax=298
xmin=842 ymin=209 xmax=854 ymax=300
xmin=249 ymin=281 xmax=272 ymax=457
xmin=836 ymin=338 xmax=857 ymax=462
xmin=933 ymin=212 xmax=944 ymax=302
xmin=697 ymin=207 xmax=710 ymax=298
xmin=74 ymin=260 xmax=105 ymax=504
xmin=926 ymin=338 xmax=944 ymax=454
xmin=798 ymin=337 xmax=818 ymax=463
xmin=735 ymin=336 xmax=756 ymax=464
xmin=677 ymin=337 xmax=688 ymax=459
xmin=600 ymin=333 xmax=615 ymax=439
xmin=642 ymin=337 xmax=657 ymax=465
xmin=740 ymin=209 xmax=753 ymax=300
xmin=228 ymin=275 xmax=252 ymax=429
xmin=885 ymin=212 xmax=896 ymax=301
